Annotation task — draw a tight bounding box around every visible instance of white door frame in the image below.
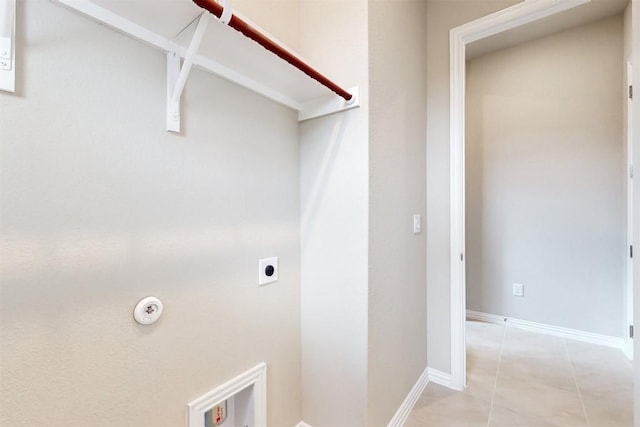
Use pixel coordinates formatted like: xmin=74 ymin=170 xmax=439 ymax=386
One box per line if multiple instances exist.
xmin=626 ymin=61 xmax=635 ymax=361
xmin=448 ymin=0 xmax=591 ymax=391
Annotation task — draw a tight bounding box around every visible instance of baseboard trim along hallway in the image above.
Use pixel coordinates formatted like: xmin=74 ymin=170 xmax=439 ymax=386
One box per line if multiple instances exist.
xmin=298 ymin=367 xmax=439 ymax=427
xmin=387 ymin=367 xmax=430 ymax=427
xmin=405 ymin=320 xmax=634 ymax=425
xmin=425 ymin=367 xmax=453 ymax=389
xmin=466 ymin=310 xmax=625 ymax=350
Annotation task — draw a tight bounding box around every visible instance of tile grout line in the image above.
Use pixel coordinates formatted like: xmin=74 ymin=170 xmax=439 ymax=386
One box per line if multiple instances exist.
xmin=564 ymin=338 xmax=590 ymax=427
xmin=486 ymin=321 xmax=507 ymax=427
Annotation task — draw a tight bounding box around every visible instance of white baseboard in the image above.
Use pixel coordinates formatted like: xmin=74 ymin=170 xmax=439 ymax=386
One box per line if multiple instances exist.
xmin=425 ymin=367 xmax=453 ymax=389
xmin=299 ymin=368 xmax=453 ymax=427
xmin=466 ymin=310 xmax=625 ymax=349
xmin=386 ymin=367 xmax=430 ymax=427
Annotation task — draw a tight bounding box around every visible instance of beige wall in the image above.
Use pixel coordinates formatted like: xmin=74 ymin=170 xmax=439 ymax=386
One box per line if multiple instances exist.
xmin=465 ymin=16 xmax=625 ymax=336
xmin=368 ymin=1 xmax=427 ymax=425
xmin=426 ymin=0 xmax=520 ymax=374
xmin=0 ymin=1 xmax=301 ymax=426
xmin=299 ymin=1 xmax=370 ymax=426
xmin=4 ymin=1 xmax=431 ymax=426
xmin=233 ymin=0 xmax=300 ymax=50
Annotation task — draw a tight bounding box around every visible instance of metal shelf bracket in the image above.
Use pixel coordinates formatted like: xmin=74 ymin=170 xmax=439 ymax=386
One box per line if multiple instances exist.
xmin=166 ymin=12 xmax=210 ymax=133
xmin=0 ymin=0 xmax=16 ymax=93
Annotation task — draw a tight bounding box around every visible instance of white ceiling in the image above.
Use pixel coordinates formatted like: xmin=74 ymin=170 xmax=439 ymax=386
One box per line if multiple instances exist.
xmin=467 ymin=0 xmax=629 ymax=59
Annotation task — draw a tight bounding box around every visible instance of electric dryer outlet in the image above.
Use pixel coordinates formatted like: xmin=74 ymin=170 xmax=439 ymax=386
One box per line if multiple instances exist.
xmin=258 ymin=257 xmax=278 ymax=286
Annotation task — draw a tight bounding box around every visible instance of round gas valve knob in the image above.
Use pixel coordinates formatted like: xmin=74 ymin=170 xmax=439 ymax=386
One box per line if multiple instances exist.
xmin=133 ymin=296 xmax=163 ymax=325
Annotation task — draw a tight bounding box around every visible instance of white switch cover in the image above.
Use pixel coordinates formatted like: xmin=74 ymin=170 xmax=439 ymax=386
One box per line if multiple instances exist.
xmin=413 ymin=214 xmax=421 ymax=234
xmin=259 ymin=257 xmax=278 ymax=286
xmin=513 ymin=283 xmax=524 ymax=297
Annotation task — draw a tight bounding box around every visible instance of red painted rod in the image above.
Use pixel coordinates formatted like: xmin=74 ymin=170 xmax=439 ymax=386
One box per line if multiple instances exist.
xmin=192 ymin=0 xmax=353 ymax=101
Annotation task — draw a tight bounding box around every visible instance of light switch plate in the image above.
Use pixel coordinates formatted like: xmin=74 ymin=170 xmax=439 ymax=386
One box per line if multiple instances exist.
xmin=413 ymin=214 xmax=421 ymax=234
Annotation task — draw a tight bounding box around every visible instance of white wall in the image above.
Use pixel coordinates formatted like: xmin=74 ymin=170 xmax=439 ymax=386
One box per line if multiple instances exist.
xmin=299 ymin=1 xmax=370 ymax=426
xmin=465 ymin=16 xmax=625 ymax=337
xmin=426 ymin=0 xmax=520 ymax=374
xmin=367 ymin=1 xmax=427 ymax=425
xmin=0 ymin=1 xmax=301 ymax=426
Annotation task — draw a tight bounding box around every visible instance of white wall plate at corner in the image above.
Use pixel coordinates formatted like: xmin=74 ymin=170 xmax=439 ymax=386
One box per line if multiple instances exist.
xmin=0 ymin=0 xmax=16 ymax=93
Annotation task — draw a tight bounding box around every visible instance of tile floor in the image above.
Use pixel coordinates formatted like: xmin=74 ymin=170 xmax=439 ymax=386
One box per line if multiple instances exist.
xmin=406 ymin=320 xmax=634 ymax=426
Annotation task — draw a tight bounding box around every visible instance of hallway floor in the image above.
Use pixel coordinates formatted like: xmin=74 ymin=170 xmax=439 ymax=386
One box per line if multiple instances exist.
xmin=406 ymin=320 xmax=634 ymax=426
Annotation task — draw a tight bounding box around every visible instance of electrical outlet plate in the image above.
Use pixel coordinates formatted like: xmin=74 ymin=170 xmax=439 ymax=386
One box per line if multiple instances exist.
xmin=258 ymin=256 xmax=278 ymax=286
xmin=513 ymin=283 xmax=524 ymax=297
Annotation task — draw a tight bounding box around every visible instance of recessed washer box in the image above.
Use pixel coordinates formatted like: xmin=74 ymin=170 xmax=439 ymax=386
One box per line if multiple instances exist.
xmin=187 ymin=362 xmax=266 ymax=427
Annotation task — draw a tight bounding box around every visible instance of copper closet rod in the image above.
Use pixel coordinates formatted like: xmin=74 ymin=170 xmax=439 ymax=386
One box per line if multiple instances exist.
xmin=192 ymin=0 xmax=353 ymax=102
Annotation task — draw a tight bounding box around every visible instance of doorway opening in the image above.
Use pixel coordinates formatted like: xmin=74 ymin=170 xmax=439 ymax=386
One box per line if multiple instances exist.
xmin=449 ymin=0 xmax=634 ymax=392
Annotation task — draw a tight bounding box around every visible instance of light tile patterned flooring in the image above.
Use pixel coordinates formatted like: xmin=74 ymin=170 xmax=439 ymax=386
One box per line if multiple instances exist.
xmin=406 ymin=320 xmax=634 ymax=426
